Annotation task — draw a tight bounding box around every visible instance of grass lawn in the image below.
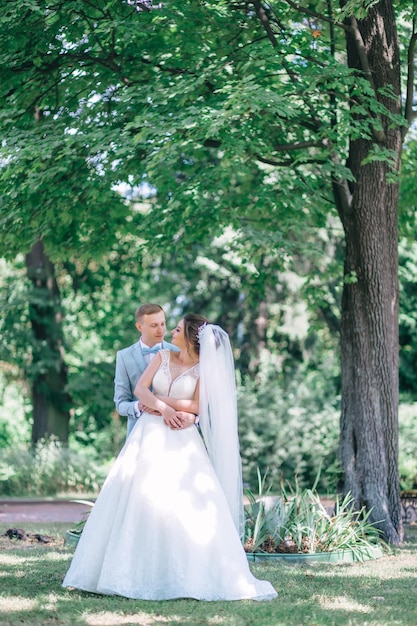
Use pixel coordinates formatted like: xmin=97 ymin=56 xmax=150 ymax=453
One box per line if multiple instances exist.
xmin=0 ymin=522 xmax=416 ymax=626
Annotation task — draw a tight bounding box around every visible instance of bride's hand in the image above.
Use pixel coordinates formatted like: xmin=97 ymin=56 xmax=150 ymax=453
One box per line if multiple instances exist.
xmin=162 ymin=405 xmax=182 ymax=429
xmin=175 ymin=411 xmax=197 ymax=429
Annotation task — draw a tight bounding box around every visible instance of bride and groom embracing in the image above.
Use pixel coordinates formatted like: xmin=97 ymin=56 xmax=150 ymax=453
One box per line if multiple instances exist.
xmin=62 ymin=304 xmax=277 ymax=601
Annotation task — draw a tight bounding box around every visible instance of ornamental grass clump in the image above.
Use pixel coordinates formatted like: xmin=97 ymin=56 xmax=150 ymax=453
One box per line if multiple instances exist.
xmin=244 ymin=469 xmax=383 ymax=559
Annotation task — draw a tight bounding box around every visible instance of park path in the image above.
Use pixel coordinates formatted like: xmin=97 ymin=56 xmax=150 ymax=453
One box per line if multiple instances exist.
xmin=0 ymin=497 xmax=337 ymax=524
xmin=0 ymin=499 xmax=91 ymax=524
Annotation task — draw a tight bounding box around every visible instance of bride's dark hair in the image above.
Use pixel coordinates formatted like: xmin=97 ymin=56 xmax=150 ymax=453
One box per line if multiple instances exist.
xmin=183 ymin=314 xmax=209 ymax=356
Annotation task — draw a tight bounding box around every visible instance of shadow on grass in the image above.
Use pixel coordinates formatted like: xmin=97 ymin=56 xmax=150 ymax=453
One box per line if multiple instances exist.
xmin=0 ymin=524 xmax=416 ymax=626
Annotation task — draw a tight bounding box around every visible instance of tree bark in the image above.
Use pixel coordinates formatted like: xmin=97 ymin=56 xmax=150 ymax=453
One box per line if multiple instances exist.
xmin=338 ymin=1 xmax=403 ymax=543
xmin=25 ymin=239 xmax=70 ymax=444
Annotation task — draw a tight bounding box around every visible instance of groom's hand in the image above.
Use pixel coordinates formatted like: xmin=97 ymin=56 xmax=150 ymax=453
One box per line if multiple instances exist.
xmin=137 ymin=402 xmax=161 ymax=415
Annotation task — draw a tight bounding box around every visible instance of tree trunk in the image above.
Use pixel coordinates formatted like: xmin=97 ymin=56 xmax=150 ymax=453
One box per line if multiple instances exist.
xmin=25 ymin=239 xmax=70 ymax=444
xmin=338 ymin=1 xmax=403 ymax=543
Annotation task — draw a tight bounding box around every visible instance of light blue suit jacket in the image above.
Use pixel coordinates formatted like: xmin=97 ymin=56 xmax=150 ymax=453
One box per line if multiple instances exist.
xmin=113 ymin=340 xmax=179 ymax=437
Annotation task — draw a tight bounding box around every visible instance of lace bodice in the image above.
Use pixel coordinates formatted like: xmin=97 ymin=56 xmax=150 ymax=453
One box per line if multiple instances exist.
xmin=152 ymin=349 xmax=199 ymax=400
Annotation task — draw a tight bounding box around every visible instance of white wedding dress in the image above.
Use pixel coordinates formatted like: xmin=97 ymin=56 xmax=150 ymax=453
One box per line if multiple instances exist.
xmin=62 ymin=350 xmax=277 ymax=601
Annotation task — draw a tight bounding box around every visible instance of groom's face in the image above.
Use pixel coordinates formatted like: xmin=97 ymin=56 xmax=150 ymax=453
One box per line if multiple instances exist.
xmin=136 ymin=311 xmax=167 ymax=346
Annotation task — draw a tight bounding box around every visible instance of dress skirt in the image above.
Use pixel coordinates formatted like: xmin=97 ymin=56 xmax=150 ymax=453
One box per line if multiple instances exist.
xmin=62 ymin=413 xmax=277 ymax=601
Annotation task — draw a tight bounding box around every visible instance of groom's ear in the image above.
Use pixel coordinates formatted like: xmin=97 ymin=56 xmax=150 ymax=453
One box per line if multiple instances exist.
xmin=135 ymin=322 xmax=142 ymax=333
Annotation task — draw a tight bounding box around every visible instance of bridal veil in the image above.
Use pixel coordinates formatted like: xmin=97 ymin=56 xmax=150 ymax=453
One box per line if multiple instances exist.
xmin=198 ymin=324 xmax=245 ymax=540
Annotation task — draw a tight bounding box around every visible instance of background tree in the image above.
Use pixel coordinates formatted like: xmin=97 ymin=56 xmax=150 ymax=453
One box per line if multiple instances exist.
xmin=122 ymin=0 xmax=411 ymax=543
xmin=25 ymin=240 xmax=70 ymax=443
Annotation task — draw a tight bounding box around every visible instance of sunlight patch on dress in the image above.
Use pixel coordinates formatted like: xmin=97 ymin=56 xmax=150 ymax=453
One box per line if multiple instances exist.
xmin=140 ymin=442 xmax=194 ymax=504
xmin=177 ymin=494 xmax=218 ymax=544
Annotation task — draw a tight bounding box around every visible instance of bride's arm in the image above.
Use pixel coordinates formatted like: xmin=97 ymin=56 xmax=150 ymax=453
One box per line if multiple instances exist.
xmin=162 ymin=382 xmax=200 ymax=420
xmin=140 ymin=383 xmax=200 ymax=428
xmin=154 ymin=394 xmax=199 ymax=415
xmin=134 ymin=357 xmax=180 ymax=427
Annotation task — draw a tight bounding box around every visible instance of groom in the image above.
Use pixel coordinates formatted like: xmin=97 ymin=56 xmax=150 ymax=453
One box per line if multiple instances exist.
xmin=114 ymin=303 xmax=196 ymax=438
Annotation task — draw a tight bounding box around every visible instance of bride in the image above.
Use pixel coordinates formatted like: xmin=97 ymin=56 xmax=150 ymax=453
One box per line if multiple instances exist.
xmin=62 ymin=314 xmax=277 ymax=601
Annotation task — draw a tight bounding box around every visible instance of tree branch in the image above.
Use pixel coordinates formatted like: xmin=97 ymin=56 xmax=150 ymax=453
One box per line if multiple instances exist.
xmin=331 ymin=175 xmax=352 ymax=223
xmin=251 ymin=0 xmax=279 ymax=48
xmin=282 ymin=0 xmax=351 ymax=33
xmin=255 ymin=153 xmax=327 ymax=167
xmin=271 ymin=140 xmax=325 ymax=152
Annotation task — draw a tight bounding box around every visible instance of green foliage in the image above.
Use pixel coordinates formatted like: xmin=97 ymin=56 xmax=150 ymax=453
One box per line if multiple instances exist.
xmin=399 ymin=139 xmax=417 ymax=236
xmin=238 ymin=356 xmax=341 ymax=492
xmin=399 ymin=240 xmax=417 ymax=397
xmin=244 ymin=468 xmax=278 ymax=552
xmin=0 ymin=437 xmax=106 ymax=496
xmin=398 ymin=402 xmax=417 ymax=489
xmin=66 ymin=360 xmax=117 ymax=444
xmin=0 ymin=373 xmax=31 ymax=448
xmin=0 ymin=0 xmax=405 ymax=270
xmin=339 ymin=0 xmax=383 ymax=20
xmin=244 ymin=471 xmax=384 ymax=556
xmin=0 ymin=258 xmax=32 ymax=371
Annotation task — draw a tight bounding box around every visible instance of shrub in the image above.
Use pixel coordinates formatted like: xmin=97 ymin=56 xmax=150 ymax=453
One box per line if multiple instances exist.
xmin=399 ymin=402 xmax=417 ymax=489
xmin=237 ymin=363 xmax=340 ymax=493
xmin=0 ymin=437 xmax=107 ymax=496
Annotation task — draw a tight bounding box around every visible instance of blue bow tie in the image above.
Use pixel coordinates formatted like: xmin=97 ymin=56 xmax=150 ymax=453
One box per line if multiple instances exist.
xmin=142 ymin=345 xmax=162 ymax=355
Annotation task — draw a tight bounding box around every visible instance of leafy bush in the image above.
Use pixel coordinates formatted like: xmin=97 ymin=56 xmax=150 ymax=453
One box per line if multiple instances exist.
xmin=0 ymin=437 xmax=107 ymax=496
xmin=0 ymin=375 xmax=31 ymax=449
xmin=66 ymin=360 xmax=117 ymax=439
xmin=399 ymin=402 xmax=417 ymax=489
xmin=237 ymin=361 xmax=340 ymax=492
xmin=399 ymin=240 xmax=417 ymax=396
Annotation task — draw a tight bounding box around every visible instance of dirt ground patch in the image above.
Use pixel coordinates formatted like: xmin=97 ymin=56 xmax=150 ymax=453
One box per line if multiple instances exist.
xmin=0 ymin=499 xmax=89 ymax=550
xmin=0 ymin=529 xmax=65 ymax=550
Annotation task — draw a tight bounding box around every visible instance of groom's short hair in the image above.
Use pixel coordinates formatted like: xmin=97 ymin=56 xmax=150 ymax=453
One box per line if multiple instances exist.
xmin=135 ymin=303 xmax=164 ymax=322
